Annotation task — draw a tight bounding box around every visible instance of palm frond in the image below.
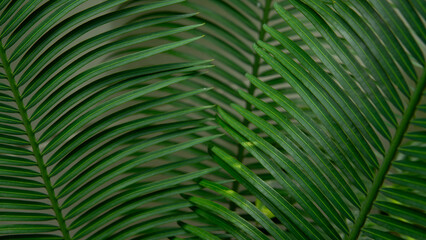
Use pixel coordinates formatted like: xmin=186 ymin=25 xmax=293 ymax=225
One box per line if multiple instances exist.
xmin=0 ymin=0 xmax=217 ymax=239
xmin=191 ymin=0 xmax=425 ymax=239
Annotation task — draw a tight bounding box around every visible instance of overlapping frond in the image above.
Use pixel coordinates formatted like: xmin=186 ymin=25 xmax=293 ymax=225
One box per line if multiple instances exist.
xmin=189 ymin=0 xmax=425 ymax=239
xmin=1 ymin=0 xmax=425 ymax=239
xmin=125 ymin=0 xmax=303 ymax=151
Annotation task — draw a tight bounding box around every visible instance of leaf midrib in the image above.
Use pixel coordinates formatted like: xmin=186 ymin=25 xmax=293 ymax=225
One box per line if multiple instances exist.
xmin=347 ymin=70 xmax=426 ymax=239
xmin=0 ymin=43 xmax=71 ymax=240
xmin=231 ymin=0 xmax=273 ymax=210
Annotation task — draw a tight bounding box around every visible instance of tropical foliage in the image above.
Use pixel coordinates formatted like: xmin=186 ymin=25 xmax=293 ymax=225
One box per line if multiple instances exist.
xmin=0 ymin=0 xmax=425 ymax=239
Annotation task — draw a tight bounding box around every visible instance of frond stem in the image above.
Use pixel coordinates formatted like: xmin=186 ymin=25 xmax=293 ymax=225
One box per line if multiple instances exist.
xmin=231 ymin=0 xmax=273 ymax=210
xmin=0 ymin=44 xmax=71 ymax=240
xmin=347 ymin=69 xmax=426 ymax=240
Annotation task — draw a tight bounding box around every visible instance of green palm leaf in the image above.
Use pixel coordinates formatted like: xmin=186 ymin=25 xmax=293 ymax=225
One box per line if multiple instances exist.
xmin=187 ymin=0 xmax=425 ymax=239
xmin=0 ymin=1 xmax=217 ymax=239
